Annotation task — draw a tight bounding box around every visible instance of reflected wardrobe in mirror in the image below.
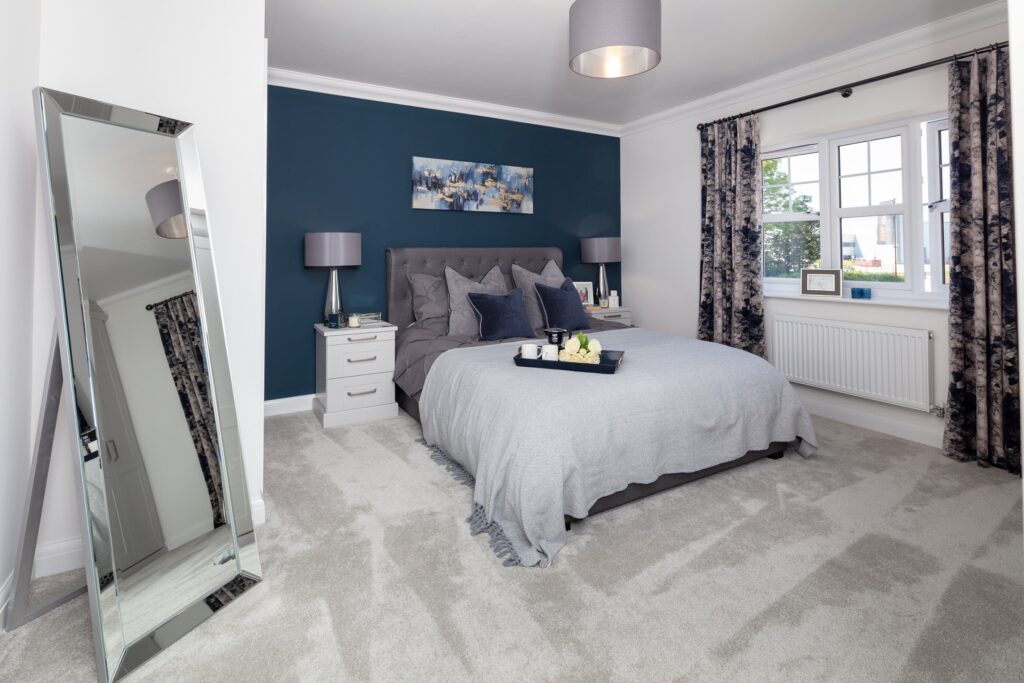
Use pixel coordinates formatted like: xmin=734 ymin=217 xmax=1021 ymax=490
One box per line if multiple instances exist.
xmin=32 ymin=88 xmax=261 ymax=681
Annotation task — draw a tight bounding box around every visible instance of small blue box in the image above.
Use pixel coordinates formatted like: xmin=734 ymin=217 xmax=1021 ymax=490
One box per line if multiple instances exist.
xmin=851 ymin=287 xmax=872 ymax=299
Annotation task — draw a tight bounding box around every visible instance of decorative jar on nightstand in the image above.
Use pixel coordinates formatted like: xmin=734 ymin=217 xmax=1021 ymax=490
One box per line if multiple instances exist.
xmin=314 ymin=321 xmax=399 ymax=428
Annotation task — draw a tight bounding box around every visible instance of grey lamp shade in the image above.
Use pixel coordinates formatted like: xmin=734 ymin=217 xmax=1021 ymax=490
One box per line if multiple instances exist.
xmin=145 ymin=179 xmax=187 ymax=239
xmin=305 ymin=232 xmax=362 ymax=267
xmin=569 ymin=0 xmax=661 ymax=78
xmin=581 ymin=237 xmax=621 ymax=263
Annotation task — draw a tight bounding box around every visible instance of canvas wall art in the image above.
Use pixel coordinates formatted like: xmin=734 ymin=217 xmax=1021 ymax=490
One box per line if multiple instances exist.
xmin=412 ymin=156 xmax=534 ymax=214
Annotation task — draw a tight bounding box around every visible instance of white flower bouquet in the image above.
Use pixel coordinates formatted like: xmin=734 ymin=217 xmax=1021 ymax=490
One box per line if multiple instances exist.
xmin=558 ymin=331 xmax=603 ymax=364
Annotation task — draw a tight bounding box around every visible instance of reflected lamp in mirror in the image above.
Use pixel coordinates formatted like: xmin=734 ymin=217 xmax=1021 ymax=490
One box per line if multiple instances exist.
xmin=305 ymin=232 xmax=361 ymax=328
xmin=580 ymin=236 xmax=620 ymax=306
xmin=145 ymin=179 xmax=187 ymax=239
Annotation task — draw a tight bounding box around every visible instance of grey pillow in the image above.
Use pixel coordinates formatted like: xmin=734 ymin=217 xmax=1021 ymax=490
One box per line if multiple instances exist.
xmin=408 ymin=272 xmax=449 ymax=322
xmin=511 ymin=261 xmax=566 ymax=334
xmin=445 ymin=265 xmax=507 ymax=338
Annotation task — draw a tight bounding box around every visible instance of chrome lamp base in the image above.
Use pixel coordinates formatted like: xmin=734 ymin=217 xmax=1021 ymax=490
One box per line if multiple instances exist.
xmin=324 ymin=267 xmax=344 ymax=327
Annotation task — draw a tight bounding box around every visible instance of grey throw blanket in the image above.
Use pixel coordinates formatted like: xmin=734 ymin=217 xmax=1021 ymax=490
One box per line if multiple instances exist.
xmin=420 ymin=328 xmax=817 ymax=567
xmin=394 ymin=316 xmax=627 ymax=401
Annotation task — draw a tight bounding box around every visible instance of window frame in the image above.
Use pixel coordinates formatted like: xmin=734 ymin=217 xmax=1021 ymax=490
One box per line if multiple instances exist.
xmin=924 ymin=118 xmax=951 ymax=293
xmin=761 ymin=115 xmax=950 ymax=308
xmin=761 ymin=144 xmax=829 ymax=282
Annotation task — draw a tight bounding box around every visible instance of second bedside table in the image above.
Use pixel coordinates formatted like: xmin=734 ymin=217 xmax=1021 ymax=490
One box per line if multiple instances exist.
xmin=314 ymin=322 xmax=399 ymax=428
xmin=588 ymin=307 xmax=632 ymax=326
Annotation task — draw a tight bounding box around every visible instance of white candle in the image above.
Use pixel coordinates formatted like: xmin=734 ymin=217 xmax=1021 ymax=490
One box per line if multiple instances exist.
xmin=348 ymin=314 xmax=361 ymax=328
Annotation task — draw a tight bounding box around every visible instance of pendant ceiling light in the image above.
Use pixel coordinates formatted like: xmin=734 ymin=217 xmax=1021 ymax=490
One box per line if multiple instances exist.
xmin=145 ymin=179 xmax=188 ymax=239
xmin=569 ymin=0 xmax=661 ymax=78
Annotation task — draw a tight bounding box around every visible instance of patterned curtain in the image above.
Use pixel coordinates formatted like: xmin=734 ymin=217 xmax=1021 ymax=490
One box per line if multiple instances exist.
xmin=150 ymin=291 xmax=227 ymax=525
xmin=944 ymin=47 xmax=1020 ymax=474
xmin=697 ymin=116 xmax=765 ymax=357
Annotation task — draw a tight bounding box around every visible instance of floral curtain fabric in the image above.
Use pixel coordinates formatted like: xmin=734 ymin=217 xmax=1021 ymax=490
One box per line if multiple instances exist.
xmin=151 ymin=291 xmax=227 ymax=524
xmin=944 ymin=47 xmax=1020 ymax=474
xmin=698 ymin=116 xmax=766 ymax=357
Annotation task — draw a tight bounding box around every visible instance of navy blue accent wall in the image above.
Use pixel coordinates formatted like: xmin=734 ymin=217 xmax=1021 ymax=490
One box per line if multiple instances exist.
xmin=266 ymin=86 xmax=620 ymax=400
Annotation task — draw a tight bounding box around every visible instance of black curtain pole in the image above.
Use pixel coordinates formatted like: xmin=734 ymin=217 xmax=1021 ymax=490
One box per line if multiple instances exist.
xmin=145 ymin=290 xmax=195 ymax=311
xmin=696 ymin=41 xmax=1009 ymax=131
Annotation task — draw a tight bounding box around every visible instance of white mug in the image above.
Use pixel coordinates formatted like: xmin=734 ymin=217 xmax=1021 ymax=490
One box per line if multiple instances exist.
xmin=541 ymin=344 xmax=559 ymax=361
xmin=520 ymin=343 xmax=540 ymax=359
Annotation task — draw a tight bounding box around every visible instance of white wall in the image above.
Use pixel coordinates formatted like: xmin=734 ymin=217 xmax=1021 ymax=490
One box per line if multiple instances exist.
xmin=621 ymin=9 xmax=1008 ymax=447
xmin=2 ymin=0 xmax=266 ymax=601
xmin=101 ymin=274 xmax=215 ymax=550
xmin=1008 ymin=0 xmax=1024 ymax=509
xmin=0 ymin=0 xmax=44 ymax=616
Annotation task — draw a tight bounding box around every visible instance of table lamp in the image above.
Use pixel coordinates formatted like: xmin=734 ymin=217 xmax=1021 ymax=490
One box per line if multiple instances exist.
xmin=580 ymin=237 xmax=620 ymax=306
xmin=305 ymin=232 xmax=361 ymax=327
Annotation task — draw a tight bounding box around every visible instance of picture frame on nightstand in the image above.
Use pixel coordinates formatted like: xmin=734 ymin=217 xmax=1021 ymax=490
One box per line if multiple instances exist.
xmin=573 ymin=281 xmax=594 ymax=306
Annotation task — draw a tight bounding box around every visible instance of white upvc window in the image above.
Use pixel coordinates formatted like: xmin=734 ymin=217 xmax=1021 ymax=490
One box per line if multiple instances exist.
xmin=923 ymin=119 xmax=951 ymax=292
xmin=762 ymin=115 xmax=950 ymax=307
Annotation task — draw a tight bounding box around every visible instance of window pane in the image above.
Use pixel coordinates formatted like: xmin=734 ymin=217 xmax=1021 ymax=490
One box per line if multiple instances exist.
xmin=788 ymin=153 xmax=818 ymax=183
xmin=939 ymin=129 xmax=950 ymax=165
xmin=790 ymin=182 xmax=819 ymax=212
xmin=941 ymin=166 xmax=950 ymax=201
xmin=840 ymin=215 xmax=904 ymax=282
xmin=763 ymin=184 xmax=791 ymax=213
xmin=941 ymin=212 xmax=951 ymax=284
xmin=840 ymin=175 xmax=869 ymax=207
xmin=870 ymin=170 xmax=903 ymax=205
xmin=763 ymin=220 xmax=821 ymax=278
xmin=840 ymin=142 xmax=868 ymax=175
xmin=870 ymin=136 xmax=902 ymax=171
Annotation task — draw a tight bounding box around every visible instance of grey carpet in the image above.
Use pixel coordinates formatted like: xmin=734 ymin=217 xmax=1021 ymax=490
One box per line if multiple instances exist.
xmin=1 ymin=413 xmax=1021 ymax=681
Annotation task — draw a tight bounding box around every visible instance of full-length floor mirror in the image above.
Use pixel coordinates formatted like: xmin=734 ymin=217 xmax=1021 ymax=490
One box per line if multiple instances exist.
xmin=34 ymin=88 xmax=261 ymax=681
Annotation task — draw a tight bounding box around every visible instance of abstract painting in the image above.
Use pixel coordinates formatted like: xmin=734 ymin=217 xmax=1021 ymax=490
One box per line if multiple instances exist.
xmin=411 ymin=156 xmax=534 ymax=214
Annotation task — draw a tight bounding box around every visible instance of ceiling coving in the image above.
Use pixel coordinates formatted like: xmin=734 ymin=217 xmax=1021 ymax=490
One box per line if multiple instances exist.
xmin=569 ymin=0 xmax=661 ymax=78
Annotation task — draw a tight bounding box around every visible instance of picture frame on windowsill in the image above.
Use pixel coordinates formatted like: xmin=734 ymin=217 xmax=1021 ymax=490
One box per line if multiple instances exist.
xmin=800 ymin=268 xmax=843 ymax=297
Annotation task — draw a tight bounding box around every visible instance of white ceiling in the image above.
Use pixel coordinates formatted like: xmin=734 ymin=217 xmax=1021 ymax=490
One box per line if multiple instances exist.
xmin=266 ymin=0 xmax=998 ymax=126
xmin=62 ymin=115 xmax=190 ymax=301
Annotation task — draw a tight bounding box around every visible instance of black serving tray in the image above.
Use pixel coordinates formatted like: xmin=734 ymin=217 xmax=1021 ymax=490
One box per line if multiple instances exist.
xmin=513 ymin=350 xmax=625 ymax=374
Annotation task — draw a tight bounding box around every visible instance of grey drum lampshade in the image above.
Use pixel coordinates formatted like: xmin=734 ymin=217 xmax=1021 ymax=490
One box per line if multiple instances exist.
xmin=304 ymin=232 xmax=362 ymax=267
xmin=569 ymin=0 xmax=661 ymax=78
xmin=145 ymin=179 xmax=188 ymax=239
xmin=580 ymin=237 xmax=621 ymax=264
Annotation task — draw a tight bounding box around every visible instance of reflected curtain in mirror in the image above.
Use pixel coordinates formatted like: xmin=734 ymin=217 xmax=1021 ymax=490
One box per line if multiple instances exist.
xmin=149 ymin=291 xmax=226 ymax=526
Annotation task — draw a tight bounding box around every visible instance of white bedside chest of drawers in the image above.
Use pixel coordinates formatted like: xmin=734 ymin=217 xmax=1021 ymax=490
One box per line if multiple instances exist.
xmin=314 ymin=322 xmax=399 ymax=428
xmin=588 ymin=307 xmax=632 ymax=326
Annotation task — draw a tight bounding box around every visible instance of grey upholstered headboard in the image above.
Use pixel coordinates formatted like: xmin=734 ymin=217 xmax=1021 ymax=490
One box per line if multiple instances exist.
xmin=386 ymin=246 xmax=563 ymax=331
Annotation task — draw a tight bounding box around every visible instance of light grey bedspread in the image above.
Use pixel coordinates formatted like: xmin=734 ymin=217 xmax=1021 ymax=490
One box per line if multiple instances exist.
xmin=419 ymin=327 xmax=817 ymax=567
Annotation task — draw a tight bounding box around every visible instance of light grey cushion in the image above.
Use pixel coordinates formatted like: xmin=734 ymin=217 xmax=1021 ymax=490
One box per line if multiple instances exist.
xmin=408 ymin=272 xmax=449 ymax=322
xmin=511 ymin=260 xmax=566 ymax=334
xmin=445 ymin=265 xmax=507 ymax=338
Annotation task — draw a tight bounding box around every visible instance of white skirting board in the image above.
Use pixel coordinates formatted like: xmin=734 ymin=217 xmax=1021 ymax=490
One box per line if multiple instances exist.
xmin=795 ymin=385 xmax=943 ymax=448
xmin=264 ymin=394 xmax=315 ymax=417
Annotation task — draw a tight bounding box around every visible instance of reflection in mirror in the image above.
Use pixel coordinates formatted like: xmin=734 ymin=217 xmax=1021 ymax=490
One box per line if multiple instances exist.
xmin=35 ymin=89 xmax=260 ymax=681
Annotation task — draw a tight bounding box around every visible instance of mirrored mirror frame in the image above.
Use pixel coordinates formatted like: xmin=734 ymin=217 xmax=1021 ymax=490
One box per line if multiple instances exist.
xmin=34 ymin=88 xmax=262 ymax=682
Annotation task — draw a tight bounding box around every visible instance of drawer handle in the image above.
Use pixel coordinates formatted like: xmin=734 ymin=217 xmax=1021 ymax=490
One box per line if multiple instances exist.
xmin=347 ymin=335 xmax=378 ymax=342
xmin=604 ymin=314 xmax=623 ymax=319
xmin=347 ymin=388 xmax=379 ymax=397
xmin=347 ymin=355 xmax=378 ymax=363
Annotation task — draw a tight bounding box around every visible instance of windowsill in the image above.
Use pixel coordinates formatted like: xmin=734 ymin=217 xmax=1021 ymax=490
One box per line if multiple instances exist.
xmin=764 ymin=288 xmax=948 ymax=311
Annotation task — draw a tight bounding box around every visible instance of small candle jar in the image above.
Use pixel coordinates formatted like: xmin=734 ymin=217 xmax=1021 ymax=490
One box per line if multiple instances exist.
xmin=347 ymin=313 xmax=361 ymax=328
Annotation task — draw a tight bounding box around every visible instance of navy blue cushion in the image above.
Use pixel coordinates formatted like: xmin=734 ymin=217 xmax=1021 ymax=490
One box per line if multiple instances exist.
xmin=467 ymin=288 xmax=535 ymax=341
xmin=535 ymin=278 xmax=590 ymax=331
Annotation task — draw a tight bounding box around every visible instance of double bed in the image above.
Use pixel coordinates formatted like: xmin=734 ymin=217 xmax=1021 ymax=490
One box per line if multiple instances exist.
xmin=387 ymin=246 xmax=816 ymax=567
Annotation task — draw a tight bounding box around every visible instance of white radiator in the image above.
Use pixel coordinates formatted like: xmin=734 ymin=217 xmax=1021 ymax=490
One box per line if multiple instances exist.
xmin=770 ymin=315 xmax=932 ymax=412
